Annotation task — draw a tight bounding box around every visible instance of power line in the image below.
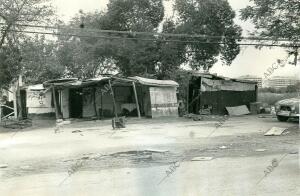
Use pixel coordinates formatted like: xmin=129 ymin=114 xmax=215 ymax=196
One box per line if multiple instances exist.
xmin=6 ymin=29 xmax=300 ymax=48
xmin=1 ymin=22 xmax=300 ymax=44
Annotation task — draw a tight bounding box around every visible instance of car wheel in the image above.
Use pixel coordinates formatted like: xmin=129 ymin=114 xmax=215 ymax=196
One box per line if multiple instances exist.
xmin=276 ymin=115 xmax=289 ymax=122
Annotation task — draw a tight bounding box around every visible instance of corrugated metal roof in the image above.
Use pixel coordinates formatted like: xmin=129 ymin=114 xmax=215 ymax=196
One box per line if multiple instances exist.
xmin=27 ymin=84 xmax=45 ymax=90
xmin=129 ymin=76 xmax=179 ymax=87
xmin=191 ymin=72 xmax=257 ymax=84
xmin=41 ymin=76 xmax=178 ymax=88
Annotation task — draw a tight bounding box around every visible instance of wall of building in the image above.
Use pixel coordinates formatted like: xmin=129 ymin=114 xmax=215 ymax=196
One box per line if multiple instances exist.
xmin=66 ymin=84 xmax=178 ymax=119
xmin=149 ymin=87 xmax=178 ymax=118
xmin=60 ymin=89 xmax=69 ymax=119
xmin=82 ymin=88 xmax=96 ymax=118
xmin=82 ymin=86 xmax=135 ymax=118
xmin=263 ymin=76 xmax=300 ymax=88
xmin=26 ymin=89 xmax=54 ymax=114
xmin=188 ymin=77 xmax=257 ymax=115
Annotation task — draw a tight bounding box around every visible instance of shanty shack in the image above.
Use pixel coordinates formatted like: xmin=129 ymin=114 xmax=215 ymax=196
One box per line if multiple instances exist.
xmin=188 ymin=73 xmax=258 ymax=115
xmin=24 ymin=76 xmax=179 ymax=119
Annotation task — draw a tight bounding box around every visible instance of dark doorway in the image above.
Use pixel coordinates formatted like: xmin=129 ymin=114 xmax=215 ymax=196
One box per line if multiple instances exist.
xmin=69 ymin=89 xmax=83 ymax=118
xmin=20 ymin=89 xmax=27 ymax=119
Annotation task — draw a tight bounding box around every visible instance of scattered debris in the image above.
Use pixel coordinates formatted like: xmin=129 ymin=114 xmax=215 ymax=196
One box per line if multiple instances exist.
xmin=193 ymin=116 xmax=202 ymax=121
xmin=250 ymin=102 xmax=262 ymax=114
xmin=189 ymin=131 xmax=195 ymax=138
xmin=145 ymin=149 xmax=169 ymax=153
xmin=20 ymin=165 xmax=31 ymax=170
xmin=219 ymin=146 xmax=228 ymax=149
xmin=57 ymin=119 xmax=71 ymax=126
xmin=112 ymin=116 xmax=126 ymax=129
xmin=270 ymin=106 xmax=276 ymax=115
xmin=62 ymin=120 xmax=71 ymax=125
xmin=2 ymin=119 xmax=32 ymax=129
xmin=191 ymin=157 xmax=214 ymax=161
xmin=255 ymin=149 xmax=267 ymax=152
xmin=0 ymin=164 xmax=8 ymax=168
xmin=183 ymin=113 xmax=203 ymax=121
xmin=258 ymin=114 xmax=276 ymax=118
xmin=226 ymin=105 xmax=250 ymax=116
xmin=199 ymin=107 xmax=212 ymax=115
xmin=81 ymin=156 xmax=90 ymax=160
xmin=282 ymin=131 xmax=290 ymax=135
xmin=264 ymin=127 xmax=288 ymax=136
xmin=72 ymin=130 xmax=82 ymax=133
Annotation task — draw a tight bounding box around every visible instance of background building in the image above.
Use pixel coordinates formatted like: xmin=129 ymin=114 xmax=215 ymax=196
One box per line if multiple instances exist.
xmin=264 ymin=76 xmax=300 ymax=89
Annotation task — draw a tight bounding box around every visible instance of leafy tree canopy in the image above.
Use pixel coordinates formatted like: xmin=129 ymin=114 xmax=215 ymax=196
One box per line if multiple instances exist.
xmin=241 ymin=0 xmax=300 ymax=43
xmin=0 ymin=45 xmax=22 ymax=88
xmin=0 ymin=0 xmax=54 ymax=87
xmin=21 ymin=35 xmax=64 ymax=84
xmin=174 ymin=0 xmax=242 ymax=70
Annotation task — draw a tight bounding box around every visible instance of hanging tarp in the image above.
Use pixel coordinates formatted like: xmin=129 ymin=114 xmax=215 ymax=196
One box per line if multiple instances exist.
xmin=202 ymin=78 xmax=256 ymax=92
xmin=226 ymin=105 xmax=250 ymax=116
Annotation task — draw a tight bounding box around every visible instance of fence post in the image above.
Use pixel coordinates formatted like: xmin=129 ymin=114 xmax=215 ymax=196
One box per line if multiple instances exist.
xmin=132 ymin=82 xmax=141 ymax=118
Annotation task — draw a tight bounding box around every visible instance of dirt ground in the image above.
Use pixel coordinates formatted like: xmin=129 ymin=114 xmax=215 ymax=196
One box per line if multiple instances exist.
xmin=0 ymin=115 xmax=299 ymax=196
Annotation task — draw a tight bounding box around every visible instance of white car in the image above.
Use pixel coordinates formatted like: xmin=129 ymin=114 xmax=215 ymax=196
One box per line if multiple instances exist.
xmin=275 ymin=97 xmax=300 ymax=122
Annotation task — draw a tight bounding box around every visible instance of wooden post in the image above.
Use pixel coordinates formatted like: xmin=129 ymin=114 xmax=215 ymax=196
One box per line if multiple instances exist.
xmin=109 ymin=80 xmax=118 ymax=118
xmin=132 ymin=82 xmax=141 ymax=118
xmin=186 ymin=83 xmax=189 ymax=113
xmin=199 ymin=78 xmax=202 ymax=114
xmin=0 ymin=104 xmax=2 ymax=123
xmin=13 ymin=85 xmax=17 ymax=119
xmin=17 ymin=76 xmax=22 ymax=120
xmin=93 ymin=87 xmax=98 ymax=118
xmin=101 ymin=90 xmax=103 ymax=119
xmin=52 ymin=86 xmax=60 ymax=119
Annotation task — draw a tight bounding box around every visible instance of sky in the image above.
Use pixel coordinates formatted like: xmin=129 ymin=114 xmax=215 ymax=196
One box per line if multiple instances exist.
xmin=52 ymin=0 xmax=300 ymax=79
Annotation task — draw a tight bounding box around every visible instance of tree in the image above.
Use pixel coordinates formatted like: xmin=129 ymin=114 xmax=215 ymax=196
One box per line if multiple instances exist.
xmin=56 ymin=12 xmax=118 ymax=79
xmin=155 ymin=19 xmax=186 ymax=79
xmin=0 ymin=0 xmax=54 ymax=48
xmin=0 ymin=0 xmax=54 ymax=87
xmin=241 ymin=0 xmax=300 ymax=43
xmin=96 ymin=0 xmax=165 ymax=76
xmin=20 ymin=35 xmax=64 ymax=84
xmin=100 ymin=0 xmax=164 ymax=32
xmin=174 ymin=0 xmax=242 ymax=70
xmin=286 ymin=82 xmax=300 ymax=93
xmin=240 ymin=0 xmax=300 ymax=64
xmin=0 ymin=45 xmax=22 ymax=88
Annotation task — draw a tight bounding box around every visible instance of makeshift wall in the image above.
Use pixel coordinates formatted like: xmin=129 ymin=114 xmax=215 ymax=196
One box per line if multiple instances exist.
xmin=82 ymin=86 xmax=131 ymax=118
xmin=149 ymin=87 xmax=178 ymax=118
xmin=188 ymin=76 xmax=257 ymax=115
xmin=96 ymin=87 xmax=114 ymax=117
xmin=201 ymin=78 xmax=256 ymax=91
xmin=200 ymin=90 xmax=256 ymax=114
xmin=26 ymin=90 xmax=54 ymax=114
xmin=82 ymin=88 xmax=96 ymax=118
xmin=138 ymin=85 xmax=152 ymax=117
xmin=60 ymin=89 xmax=69 ymax=119
xmin=114 ymin=86 xmax=135 ymax=114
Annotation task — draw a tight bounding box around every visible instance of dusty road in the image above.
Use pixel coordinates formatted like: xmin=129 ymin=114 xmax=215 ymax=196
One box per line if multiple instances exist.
xmin=0 ymin=115 xmax=299 ymax=196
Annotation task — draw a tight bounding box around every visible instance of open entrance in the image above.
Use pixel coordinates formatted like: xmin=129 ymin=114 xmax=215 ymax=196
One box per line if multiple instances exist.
xmin=69 ymin=88 xmax=83 ymax=118
xmin=20 ymin=89 xmax=27 ymax=119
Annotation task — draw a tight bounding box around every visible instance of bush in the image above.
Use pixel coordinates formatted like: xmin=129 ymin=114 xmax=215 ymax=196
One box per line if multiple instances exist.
xmin=258 ymin=92 xmax=299 ymax=105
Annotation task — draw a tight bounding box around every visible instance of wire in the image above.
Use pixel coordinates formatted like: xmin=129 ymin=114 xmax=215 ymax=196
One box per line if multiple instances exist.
xmin=1 ymin=22 xmax=300 ymax=43
xmin=6 ymin=29 xmax=300 ymax=48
